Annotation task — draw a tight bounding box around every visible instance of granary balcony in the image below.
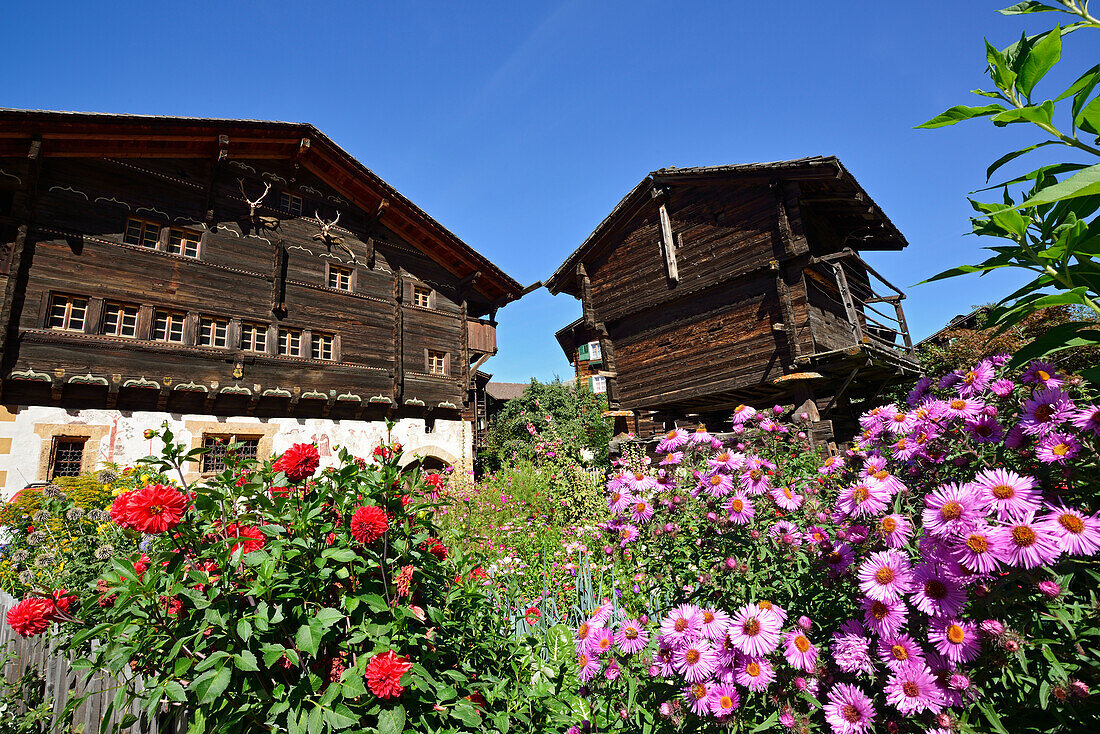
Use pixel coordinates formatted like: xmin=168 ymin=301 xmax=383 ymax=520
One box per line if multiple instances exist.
xmin=466 ymin=317 xmax=497 ymax=358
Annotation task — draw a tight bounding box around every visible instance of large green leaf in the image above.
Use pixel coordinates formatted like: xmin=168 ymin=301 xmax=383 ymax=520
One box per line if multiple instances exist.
xmin=999 ymin=1 xmax=1060 ymax=13
xmin=323 ymin=704 xmax=358 ymax=731
xmin=378 ymin=705 xmax=406 ymax=734
xmin=296 ymin=622 xmax=322 ymax=656
xmin=917 ymin=104 xmax=1006 ymax=129
xmin=1016 ymin=27 xmax=1061 ymax=97
xmin=1007 ymin=321 xmax=1100 ymax=367
xmin=192 ymin=666 xmax=231 ymax=705
xmin=990 ymin=100 xmax=1055 ymax=127
xmin=985 ymin=140 xmax=1058 ymax=180
xmin=313 ymin=607 xmax=345 ymax=629
xmin=1076 ymin=96 xmax=1100 ymax=134
xmin=1015 ymin=164 xmax=1100 ymax=207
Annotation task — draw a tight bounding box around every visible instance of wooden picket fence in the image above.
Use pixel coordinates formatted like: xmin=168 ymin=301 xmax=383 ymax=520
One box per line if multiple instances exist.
xmin=0 ymin=591 xmax=186 ymax=733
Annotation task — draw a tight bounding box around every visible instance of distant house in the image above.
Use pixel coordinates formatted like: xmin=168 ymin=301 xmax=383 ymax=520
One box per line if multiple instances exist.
xmin=915 ymin=306 xmax=992 ymax=349
xmin=546 ymin=157 xmax=919 ymax=444
xmin=466 ymin=374 xmax=528 ymax=451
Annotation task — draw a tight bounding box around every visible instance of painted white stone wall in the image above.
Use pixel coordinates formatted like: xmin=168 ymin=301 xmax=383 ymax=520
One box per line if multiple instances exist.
xmin=0 ymin=405 xmax=470 ymax=498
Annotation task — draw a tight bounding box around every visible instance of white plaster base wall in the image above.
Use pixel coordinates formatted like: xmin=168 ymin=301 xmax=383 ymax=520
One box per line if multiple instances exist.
xmin=0 ymin=405 xmax=470 ymax=498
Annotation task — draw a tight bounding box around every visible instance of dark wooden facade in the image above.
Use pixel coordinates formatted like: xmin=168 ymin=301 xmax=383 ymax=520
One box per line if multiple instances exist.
xmin=547 ymin=157 xmax=919 ymax=441
xmin=0 ymin=111 xmax=521 ymax=419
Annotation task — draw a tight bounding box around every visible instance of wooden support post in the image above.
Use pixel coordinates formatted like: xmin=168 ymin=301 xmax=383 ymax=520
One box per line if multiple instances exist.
xmin=657 ymin=202 xmax=679 ymax=284
xmin=204 ymin=135 xmax=229 ymax=226
xmin=270 ymin=240 xmax=287 ymax=315
xmin=0 ymin=138 xmax=42 ymax=391
xmin=595 ymin=321 xmax=619 ymax=409
xmin=770 ymin=259 xmax=801 ymax=362
xmin=460 ymin=298 xmax=470 ymax=408
xmin=393 ymin=268 xmax=405 ymax=403
xmin=894 ymin=300 xmax=913 ymax=352
xmin=577 ymin=263 xmax=595 ymax=327
xmin=833 ymin=262 xmax=864 ymax=345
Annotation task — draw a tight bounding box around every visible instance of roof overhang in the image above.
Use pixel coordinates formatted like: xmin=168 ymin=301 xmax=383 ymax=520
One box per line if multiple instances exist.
xmin=0 ymin=109 xmax=523 ymax=306
xmin=545 ymin=155 xmax=908 ymax=297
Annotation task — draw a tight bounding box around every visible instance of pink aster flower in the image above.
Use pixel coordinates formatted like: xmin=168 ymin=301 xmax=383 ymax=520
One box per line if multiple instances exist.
xmin=624 ymin=470 xmax=658 ymax=493
xmin=876 ymin=514 xmax=912 ymax=548
xmin=819 ymin=455 xmax=845 ymax=475
xmin=656 ymin=428 xmax=689 ymax=452
xmin=994 ymin=513 xmax=1062 ymax=568
xmin=616 ymin=524 xmax=640 ymax=546
xmin=589 ymin=601 xmax=614 ymax=626
xmin=739 ymin=466 xmax=771 ymax=495
xmin=658 ymin=451 xmax=683 ymax=466
xmin=771 ymin=485 xmax=803 ymax=511
xmin=884 ymin=407 xmax=918 ymax=434
xmin=575 ymin=621 xmax=595 ymax=653
xmin=652 ymin=645 xmax=676 ymax=677
xmin=673 ymin=639 xmax=717 ymax=683
xmin=971 ymin=469 xmax=1040 ymax=522
xmin=660 ymin=604 xmax=702 ymax=643
xmin=821 ymin=541 xmax=856 ymax=576
xmin=862 ymin=597 xmax=908 ymax=638
xmin=922 ymin=483 xmax=985 ymax=538
xmin=577 ymin=651 xmax=601 ymax=682
xmin=616 ymin=618 xmax=649 ymax=654
xmin=1020 ymin=388 xmax=1075 ymax=436
xmin=964 ymin=414 xmax=1004 ymax=443
xmin=1071 ymin=404 xmax=1100 ymax=436
xmin=1022 ymin=360 xmax=1062 ymax=389
xmin=891 ymin=436 xmax=919 ymax=462
xmin=836 ymin=480 xmax=890 ymax=519
xmin=876 ymin=633 xmax=926 ymax=672
xmin=725 ymin=493 xmax=755 ymax=524
xmin=1040 ymin=503 xmax=1100 ymax=556
xmin=909 ymin=563 xmax=967 ymax=618
xmin=783 ymin=631 xmax=818 ymax=672
xmin=770 ymin=520 xmax=803 ymax=547
xmin=699 ymin=608 xmax=731 ymax=641
xmin=629 ymin=500 xmax=654 ymax=524
xmin=608 ymin=490 xmax=636 ymax=515
xmin=990 ymin=378 xmax=1016 ymax=397
xmin=708 ymin=450 xmax=744 ymax=472
xmin=1035 ymin=432 xmax=1080 ymax=464
xmin=953 ymin=522 xmax=1007 ymax=574
xmin=756 ymin=600 xmax=787 ymax=625
xmin=590 ymin=627 xmax=615 ymax=655
xmin=731 ymin=404 xmax=757 ymax=424
xmin=689 ymin=425 xmax=713 ymax=446
xmin=956 ymin=360 xmax=994 ymax=398
xmin=733 ymin=654 xmax=774 ymax=692
xmin=831 ymin=621 xmax=875 ymax=675
xmin=944 ymin=396 xmax=984 ymax=421
xmin=682 ymin=681 xmax=715 ymax=716
xmin=929 ymin=618 xmax=981 ymax=664
xmin=824 ymin=683 xmax=876 ymax=734
xmin=908 ymin=376 xmax=933 ymax=406
xmin=729 ymin=602 xmax=781 ymax=657
xmin=858 ymin=550 xmax=913 ymax=603
xmin=709 ymin=682 xmax=740 ymax=717
xmin=885 ymin=663 xmax=945 ymax=715
xmin=699 ymin=472 xmax=733 ymax=498
xmin=805 ymin=525 xmax=830 ymax=546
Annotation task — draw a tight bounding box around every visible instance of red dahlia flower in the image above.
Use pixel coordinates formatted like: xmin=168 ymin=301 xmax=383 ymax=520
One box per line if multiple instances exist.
xmin=122 ymin=484 xmax=189 ymax=533
xmin=6 ymin=597 xmax=55 ymax=637
xmin=423 ymin=538 xmax=448 ymax=561
xmin=424 ymin=473 xmax=444 ymax=489
xmin=273 ymin=443 xmax=320 ymax=482
xmin=524 ymin=607 xmax=541 ymax=624
xmin=225 ymin=524 xmax=266 ymax=554
xmin=350 ymin=505 xmax=388 ymax=543
xmin=109 ymin=491 xmax=135 ymax=526
xmin=365 ymin=650 xmax=412 ymax=699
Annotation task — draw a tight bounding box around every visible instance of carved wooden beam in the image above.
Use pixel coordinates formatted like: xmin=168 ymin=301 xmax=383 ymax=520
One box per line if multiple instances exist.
xmin=270 ymin=240 xmax=288 ymax=316
xmin=290 ymin=137 xmax=310 ymax=183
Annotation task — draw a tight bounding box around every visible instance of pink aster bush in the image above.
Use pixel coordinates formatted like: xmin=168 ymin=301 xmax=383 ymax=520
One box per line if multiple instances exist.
xmin=566 ymin=356 xmax=1099 ymax=733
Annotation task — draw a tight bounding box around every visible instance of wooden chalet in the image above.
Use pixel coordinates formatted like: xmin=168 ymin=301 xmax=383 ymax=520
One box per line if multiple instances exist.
xmin=0 ymin=110 xmax=522 ymax=488
xmin=547 ymin=157 xmax=919 ymax=443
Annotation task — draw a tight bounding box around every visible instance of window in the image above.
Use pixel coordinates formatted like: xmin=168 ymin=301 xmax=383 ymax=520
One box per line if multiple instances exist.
xmin=240 ymin=322 xmax=267 ymax=352
xmin=166 ymin=227 xmax=201 ymax=258
xmin=198 ymin=317 xmax=229 ymax=348
xmin=278 ymin=328 xmax=302 ymax=357
xmin=413 ymin=286 xmax=432 ymax=308
xmin=279 ymin=191 xmax=303 ymax=216
xmin=47 ymin=294 xmax=88 ymax=331
xmin=589 ymin=375 xmax=607 ymax=394
xmin=102 ymin=302 xmax=138 ymax=337
xmin=123 ymin=218 xmax=161 ymax=248
xmin=427 ymin=350 xmax=446 ymax=376
xmin=587 ymin=341 xmax=602 ymax=361
xmin=328 ymin=265 xmax=352 ymax=291
xmin=201 ymin=434 xmax=260 ymax=474
xmin=311 ymin=332 xmax=334 ymax=360
xmin=51 ymin=438 xmax=86 ymax=478
xmin=153 ymin=310 xmax=186 ymax=343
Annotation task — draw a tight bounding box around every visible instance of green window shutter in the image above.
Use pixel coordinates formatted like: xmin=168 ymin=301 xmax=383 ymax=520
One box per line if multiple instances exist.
xmin=577 ymin=343 xmax=590 ymax=361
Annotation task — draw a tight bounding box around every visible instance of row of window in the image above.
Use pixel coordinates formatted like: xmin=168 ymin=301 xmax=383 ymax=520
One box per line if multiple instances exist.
xmin=47 ymin=294 xmax=335 ymax=360
xmin=49 ymin=434 xmax=258 ymax=478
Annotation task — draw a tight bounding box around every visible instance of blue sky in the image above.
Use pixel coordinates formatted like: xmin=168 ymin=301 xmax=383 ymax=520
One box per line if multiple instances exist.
xmin=3 ymin=1 xmax=1091 ymax=382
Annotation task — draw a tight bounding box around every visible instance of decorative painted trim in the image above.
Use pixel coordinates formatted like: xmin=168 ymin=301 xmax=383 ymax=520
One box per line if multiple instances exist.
xmin=0 ymin=168 xmax=21 ymax=184
xmin=49 ymin=185 xmax=89 ymax=200
xmin=300 ymin=185 xmax=324 ymax=197
xmin=68 ymin=372 xmax=109 ymax=386
xmin=404 ymin=398 xmax=425 ymax=407
xmin=262 ymin=387 xmax=292 ymax=397
xmin=286 ymin=245 xmax=316 ymax=256
xmin=136 ymin=206 xmax=170 ymax=220
xmin=368 ymin=395 xmax=393 ymax=404
xmin=437 ymin=401 xmax=458 ymax=409
xmin=300 ymin=390 xmax=328 ymax=400
xmin=228 ymin=161 xmax=257 ymax=174
xmin=220 ymin=384 xmax=252 ymax=396
xmin=173 ymin=380 xmax=208 ymax=393
xmin=122 ymin=376 xmax=160 ymax=389
xmin=94 ymin=196 xmax=131 ymax=209
xmin=336 ymin=392 xmax=361 ymax=403
xmin=9 ymin=368 xmax=51 ymax=383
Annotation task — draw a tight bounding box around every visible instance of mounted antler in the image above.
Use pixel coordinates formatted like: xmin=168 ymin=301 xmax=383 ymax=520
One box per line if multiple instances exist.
xmin=313 ymin=210 xmax=357 ymax=261
xmin=239 ymin=180 xmax=270 ymax=218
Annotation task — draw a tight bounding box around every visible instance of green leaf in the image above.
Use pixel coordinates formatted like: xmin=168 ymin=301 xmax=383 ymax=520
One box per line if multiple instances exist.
xmin=985 ymin=141 xmax=1058 ymax=180
xmin=261 ymin=643 xmax=287 ymax=667
xmin=164 ymin=680 xmax=187 ymax=703
xmin=323 ymin=704 xmax=358 ymax=730
xmin=999 ymin=1 xmax=1059 ymax=12
xmin=235 ymin=650 xmax=260 ymax=672
xmin=378 ymin=705 xmax=406 ymax=734
xmin=1056 ymin=62 xmax=1100 ymax=102
xmin=323 ymin=548 xmax=359 ymax=563
xmin=307 ymin=706 xmax=324 ymax=734
xmin=236 ymin=619 xmax=252 ymax=643
xmin=192 ymin=666 xmax=231 ymax=705
xmin=296 ymin=622 xmax=322 ymax=657
xmin=916 ymin=103 xmax=1006 ymax=128
xmin=990 ymin=100 xmax=1055 ymax=127
xmin=450 ymin=700 xmax=481 ymax=727
xmin=1016 ymin=27 xmax=1061 ymax=98
xmin=1016 ymin=164 xmax=1100 ymax=208
xmin=314 ymin=607 xmax=345 ymax=630
xmin=751 ymin=711 xmax=780 ymax=732
xmin=1076 ymin=96 xmax=1100 ymax=134
xmin=977 ymin=701 xmax=1011 ymax=734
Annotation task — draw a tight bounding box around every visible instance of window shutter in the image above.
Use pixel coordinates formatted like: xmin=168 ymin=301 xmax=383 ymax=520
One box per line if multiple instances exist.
xmin=578 ymin=343 xmax=590 ymax=361
xmin=85 ymin=298 xmax=104 ymax=334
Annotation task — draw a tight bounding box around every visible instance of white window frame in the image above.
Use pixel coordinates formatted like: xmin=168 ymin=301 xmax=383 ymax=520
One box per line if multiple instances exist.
xmin=311 ymin=332 xmax=334 ymax=361
xmin=413 ymin=286 xmax=432 ymax=308
xmin=240 ymin=322 xmax=267 ymax=353
xmin=48 ymin=294 xmax=88 ymax=332
xmin=588 ymin=340 xmax=602 ymax=361
xmin=198 ymin=317 xmax=229 ymax=348
xmin=102 ymin=301 xmax=138 ymax=337
xmin=328 ymin=265 xmax=352 ymax=291
xmin=427 ymin=349 xmax=447 ymax=376
xmin=279 ymin=191 xmax=303 ymax=217
xmin=278 ymin=328 xmax=302 ymax=357
xmin=123 ymin=217 xmax=161 ymax=249
xmin=153 ymin=310 xmax=186 ymax=343
xmin=166 ymin=227 xmax=202 ymax=258
xmin=590 ymin=375 xmax=607 ymax=394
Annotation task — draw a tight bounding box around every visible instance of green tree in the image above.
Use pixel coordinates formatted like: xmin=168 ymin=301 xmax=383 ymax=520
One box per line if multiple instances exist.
xmin=481 ymin=379 xmax=612 ymax=470
xmin=918 ymin=0 xmax=1100 ymax=381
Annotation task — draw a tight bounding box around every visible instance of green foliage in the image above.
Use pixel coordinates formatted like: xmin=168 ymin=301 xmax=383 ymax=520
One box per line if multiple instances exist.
xmin=918 ymin=1 xmax=1100 ymax=382
xmin=0 ymin=652 xmax=53 ymax=734
xmin=481 ymin=380 xmax=612 ymax=470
